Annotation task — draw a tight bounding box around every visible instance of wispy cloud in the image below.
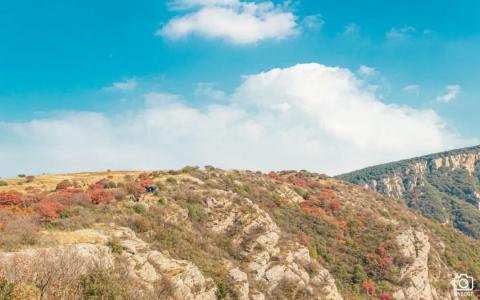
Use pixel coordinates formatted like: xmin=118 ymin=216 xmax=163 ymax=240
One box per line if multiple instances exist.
xmin=437 ymin=85 xmax=461 ymax=103
xmin=403 ymin=84 xmax=421 ymax=95
xmin=386 ymin=25 xmax=416 ymax=39
xmin=302 ymin=14 xmax=324 ymax=30
xmin=195 ymin=82 xmax=226 ymax=100
xmin=104 ymin=79 xmax=138 ymax=92
xmin=343 ymin=23 xmax=359 ymax=35
xmin=358 ymin=65 xmax=375 ymax=76
xmin=158 ymin=0 xmax=298 ymax=45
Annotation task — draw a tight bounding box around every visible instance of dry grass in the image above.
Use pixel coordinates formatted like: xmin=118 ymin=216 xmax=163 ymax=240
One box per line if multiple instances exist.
xmin=0 ymin=171 xmax=146 ymax=193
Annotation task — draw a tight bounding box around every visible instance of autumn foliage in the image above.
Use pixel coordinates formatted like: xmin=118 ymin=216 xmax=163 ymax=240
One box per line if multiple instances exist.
xmin=0 ymin=191 xmax=23 ymax=205
xmin=56 ymin=180 xmax=73 ymax=191
xmin=380 ymin=292 xmax=393 ymax=300
xmin=362 ymin=281 xmax=375 ymax=295
xmin=88 ymin=190 xmax=114 ymax=205
xmin=37 ymin=201 xmax=64 ymax=219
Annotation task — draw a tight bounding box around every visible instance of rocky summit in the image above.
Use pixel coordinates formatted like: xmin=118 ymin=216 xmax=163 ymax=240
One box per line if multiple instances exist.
xmin=0 ymin=166 xmax=479 ymax=299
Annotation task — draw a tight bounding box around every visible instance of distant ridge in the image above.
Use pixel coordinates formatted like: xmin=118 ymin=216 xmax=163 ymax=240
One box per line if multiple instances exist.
xmin=338 ymin=144 xmax=480 ymax=239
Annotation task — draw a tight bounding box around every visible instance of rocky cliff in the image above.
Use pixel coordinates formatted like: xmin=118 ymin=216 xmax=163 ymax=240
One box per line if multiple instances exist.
xmin=1 ymin=168 xmax=479 ymax=299
xmin=338 ymin=145 xmax=480 ymax=239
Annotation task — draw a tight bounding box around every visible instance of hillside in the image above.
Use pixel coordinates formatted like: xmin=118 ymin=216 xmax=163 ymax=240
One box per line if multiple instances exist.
xmin=0 ymin=168 xmax=479 ymax=299
xmin=338 ymin=145 xmax=480 ymax=240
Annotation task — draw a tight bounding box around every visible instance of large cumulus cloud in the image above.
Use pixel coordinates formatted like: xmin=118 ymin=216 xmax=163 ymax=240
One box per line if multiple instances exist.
xmin=0 ymin=63 xmax=474 ymax=177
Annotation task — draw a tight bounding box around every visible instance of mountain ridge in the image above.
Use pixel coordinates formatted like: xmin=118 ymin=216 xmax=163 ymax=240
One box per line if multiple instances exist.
xmin=338 ymin=145 xmax=480 ymax=239
xmin=1 ymin=168 xmax=480 ymax=299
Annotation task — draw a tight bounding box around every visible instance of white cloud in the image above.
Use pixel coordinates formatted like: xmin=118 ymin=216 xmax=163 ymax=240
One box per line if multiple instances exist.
xmin=403 ymin=84 xmax=420 ymax=95
xmin=343 ymin=23 xmax=359 ymax=35
xmin=436 ymin=85 xmax=461 ymax=103
xmin=0 ymin=64 xmax=474 ymax=177
xmin=195 ymin=82 xmax=226 ymax=100
xmin=158 ymin=0 xmax=298 ymax=44
xmin=104 ymin=79 xmax=138 ymax=92
xmin=386 ymin=26 xmax=416 ymax=39
xmin=168 ymin=0 xmax=239 ymax=10
xmin=302 ymin=14 xmax=324 ymax=30
xmin=358 ymin=65 xmax=375 ymax=76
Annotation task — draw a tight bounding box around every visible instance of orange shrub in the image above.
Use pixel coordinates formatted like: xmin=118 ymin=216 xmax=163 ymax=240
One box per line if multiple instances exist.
xmin=89 ymin=189 xmax=114 ymax=205
xmin=329 ymin=199 xmax=341 ymax=211
xmin=362 ymin=281 xmax=375 ymax=295
xmin=0 ymin=191 xmax=23 ymax=205
xmin=37 ymin=201 xmax=64 ymax=218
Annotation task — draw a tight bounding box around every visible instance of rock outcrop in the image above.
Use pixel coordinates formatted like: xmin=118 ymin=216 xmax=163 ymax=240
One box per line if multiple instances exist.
xmin=0 ymin=225 xmax=218 ymax=300
xmin=203 ymin=189 xmax=343 ymax=299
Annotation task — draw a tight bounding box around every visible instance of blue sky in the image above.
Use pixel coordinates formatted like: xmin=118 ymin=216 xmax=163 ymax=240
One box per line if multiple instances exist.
xmin=0 ymin=0 xmax=479 ymax=177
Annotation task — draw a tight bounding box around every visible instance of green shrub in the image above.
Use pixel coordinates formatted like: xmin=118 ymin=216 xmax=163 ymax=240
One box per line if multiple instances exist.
xmin=0 ymin=281 xmax=14 ymax=300
xmin=132 ymin=203 xmax=147 ymax=215
xmin=187 ymin=203 xmax=207 ymax=223
xmin=215 ymin=281 xmax=227 ymax=299
xmin=0 ymin=181 xmax=7 ymax=187
xmin=80 ymin=268 xmax=128 ymax=299
xmin=107 ymin=237 xmax=123 ymax=254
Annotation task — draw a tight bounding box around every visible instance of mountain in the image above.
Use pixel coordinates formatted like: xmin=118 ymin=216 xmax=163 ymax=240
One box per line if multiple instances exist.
xmin=338 ymin=145 xmax=480 ymax=239
xmin=0 ymin=168 xmax=479 ymax=299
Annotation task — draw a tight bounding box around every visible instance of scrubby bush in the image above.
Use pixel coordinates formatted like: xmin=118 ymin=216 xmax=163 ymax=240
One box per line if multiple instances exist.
xmin=0 ymin=217 xmax=40 ymax=250
xmin=0 ymin=190 xmax=23 ymax=205
xmin=56 ymin=180 xmax=73 ymax=191
xmin=107 ymin=237 xmax=123 ymax=254
xmin=187 ymin=203 xmax=207 ymax=222
xmin=89 ymin=190 xmax=114 ymax=205
xmin=132 ymin=203 xmax=147 ymax=215
xmin=0 ymin=180 xmax=8 ymax=187
xmin=36 ymin=201 xmax=64 ymax=219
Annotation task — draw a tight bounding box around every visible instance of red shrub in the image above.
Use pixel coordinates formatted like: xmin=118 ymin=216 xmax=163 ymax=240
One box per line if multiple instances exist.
xmin=287 ymin=176 xmax=308 ymax=188
xmin=329 ymin=199 xmax=341 ymax=211
xmin=89 ymin=189 xmax=114 ymax=205
xmin=380 ymin=292 xmax=393 ymax=300
xmin=90 ymin=183 xmax=105 ymax=190
xmin=318 ymin=190 xmax=333 ymax=202
xmin=376 ymin=246 xmax=386 ymax=256
xmin=37 ymin=201 xmax=64 ymax=219
xmin=140 ymin=178 xmax=154 ymax=188
xmin=0 ymin=190 xmax=23 ymax=205
xmin=268 ymin=172 xmax=281 ymax=181
xmin=362 ymin=281 xmax=375 ymax=295
xmin=56 ymin=180 xmax=73 ymax=190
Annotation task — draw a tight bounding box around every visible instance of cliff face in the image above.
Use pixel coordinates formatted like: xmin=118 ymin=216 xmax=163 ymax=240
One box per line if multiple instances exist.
xmin=1 ymin=168 xmax=480 ymax=299
xmin=338 ymin=146 xmax=480 ymax=239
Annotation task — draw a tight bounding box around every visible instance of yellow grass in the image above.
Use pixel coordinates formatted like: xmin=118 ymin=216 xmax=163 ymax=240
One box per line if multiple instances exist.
xmin=0 ymin=171 xmax=145 ymax=193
